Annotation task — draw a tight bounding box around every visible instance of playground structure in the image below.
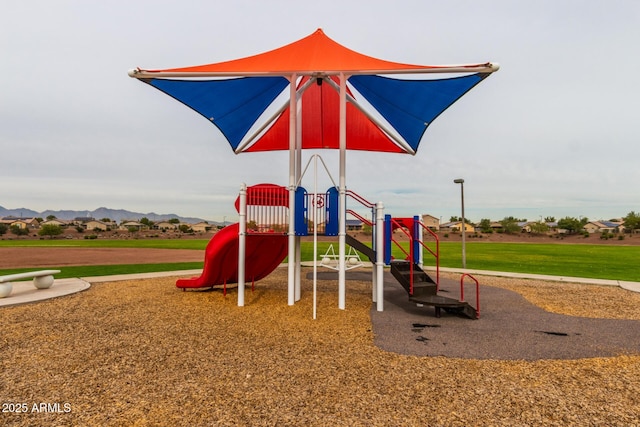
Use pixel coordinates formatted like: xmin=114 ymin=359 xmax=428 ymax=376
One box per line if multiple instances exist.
xmin=130 ymin=29 xmax=496 ymax=317
xmin=177 ymin=181 xmax=479 ymax=318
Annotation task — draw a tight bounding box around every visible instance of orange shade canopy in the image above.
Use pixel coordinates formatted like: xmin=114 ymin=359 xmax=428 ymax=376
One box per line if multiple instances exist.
xmin=133 ymin=28 xmax=496 ymax=77
xmin=129 ymin=29 xmax=498 ymax=155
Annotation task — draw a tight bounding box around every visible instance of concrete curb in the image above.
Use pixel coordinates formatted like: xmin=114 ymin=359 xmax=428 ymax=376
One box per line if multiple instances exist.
xmin=0 ymin=270 xmax=200 ymax=308
xmin=0 ymin=278 xmax=91 ymax=308
xmin=425 ymin=266 xmax=640 ymax=292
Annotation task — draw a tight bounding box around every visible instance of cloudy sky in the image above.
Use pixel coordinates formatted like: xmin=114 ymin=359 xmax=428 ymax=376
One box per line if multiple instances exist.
xmin=2 ymin=1 xmax=638 ymax=223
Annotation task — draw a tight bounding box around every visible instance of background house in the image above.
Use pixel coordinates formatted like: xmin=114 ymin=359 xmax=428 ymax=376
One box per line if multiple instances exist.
xmin=41 ymin=218 xmax=69 ymax=228
xmin=440 ymin=221 xmax=474 ymax=233
xmin=119 ymin=221 xmax=146 ymax=231
xmin=583 ymin=220 xmax=624 ymax=234
xmin=346 ymin=219 xmax=364 ymax=231
xmin=85 ymin=220 xmax=111 ymax=231
xmin=191 ymin=222 xmax=212 ymax=233
xmin=518 ymin=221 xmax=531 ymax=233
xmin=0 ymin=217 xmax=40 ymax=230
xmin=155 ymin=221 xmax=179 ymax=231
xmin=72 ymin=216 xmax=95 ymax=226
xmin=421 ymin=214 xmax=440 ymax=231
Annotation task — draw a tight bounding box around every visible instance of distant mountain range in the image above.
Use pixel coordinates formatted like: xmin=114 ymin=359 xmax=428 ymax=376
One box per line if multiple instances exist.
xmin=0 ymin=206 xmax=213 ymax=225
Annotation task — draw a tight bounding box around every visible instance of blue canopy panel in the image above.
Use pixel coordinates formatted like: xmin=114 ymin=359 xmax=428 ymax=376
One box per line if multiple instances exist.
xmin=142 ymin=77 xmax=289 ymax=150
xmin=348 ymin=73 xmax=489 ymax=153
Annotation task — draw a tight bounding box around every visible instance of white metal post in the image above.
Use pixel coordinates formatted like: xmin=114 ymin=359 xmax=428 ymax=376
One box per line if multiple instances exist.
xmin=376 ymin=201 xmax=385 ymax=312
xmin=287 ymin=74 xmax=297 ymax=305
xmin=338 ymin=72 xmax=347 ymax=310
xmin=295 ymin=90 xmax=303 ymax=302
xmin=313 ymin=155 xmax=318 ymax=319
xmin=238 ymin=183 xmax=247 ymax=307
xmin=372 ymin=206 xmax=377 ymax=304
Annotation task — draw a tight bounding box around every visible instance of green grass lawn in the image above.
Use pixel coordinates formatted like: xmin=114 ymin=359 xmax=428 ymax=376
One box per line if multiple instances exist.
xmin=0 ymin=263 xmax=204 ymax=279
xmin=0 ymin=238 xmax=208 ymax=250
xmin=427 ymin=242 xmax=640 ymax=282
xmin=1 ymin=238 xmax=639 ymax=282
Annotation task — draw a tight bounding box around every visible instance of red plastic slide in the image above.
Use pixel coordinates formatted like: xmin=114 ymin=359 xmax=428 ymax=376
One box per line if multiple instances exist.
xmin=176 ymin=223 xmax=288 ymax=289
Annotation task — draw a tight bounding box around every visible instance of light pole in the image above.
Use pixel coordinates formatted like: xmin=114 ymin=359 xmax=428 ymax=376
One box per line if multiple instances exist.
xmin=453 ymin=178 xmax=466 ymax=269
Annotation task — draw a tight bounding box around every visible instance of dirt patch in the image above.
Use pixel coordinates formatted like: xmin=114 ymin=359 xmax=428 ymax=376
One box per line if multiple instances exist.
xmin=0 ymin=247 xmax=203 ymax=269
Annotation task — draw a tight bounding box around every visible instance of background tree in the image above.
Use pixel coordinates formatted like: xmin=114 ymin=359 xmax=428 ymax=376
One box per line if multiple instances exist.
xmin=623 ymin=211 xmax=640 ymax=234
xmin=179 ymin=224 xmax=193 ymax=234
xmin=10 ymin=225 xmax=30 ymax=236
xmin=557 ymin=217 xmax=582 ymax=234
xmin=529 ymin=221 xmax=549 ymax=234
xmin=500 ymin=217 xmax=522 ymax=234
xmin=46 ymin=214 xmax=57 ymax=220
xmin=168 ymin=218 xmax=180 ymax=224
xmin=450 ymin=216 xmax=470 ymax=224
xmin=0 ymin=224 xmax=7 ymax=236
xmin=544 ymin=216 xmax=556 ymax=222
xmin=140 ymin=217 xmax=154 ymax=227
xmin=39 ymin=224 xmax=63 ymax=239
xmin=479 ymin=218 xmax=493 ymax=233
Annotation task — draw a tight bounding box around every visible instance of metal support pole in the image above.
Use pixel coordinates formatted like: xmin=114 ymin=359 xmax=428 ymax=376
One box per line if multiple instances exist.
xmin=295 ymin=91 xmax=302 ymax=302
xmin=375 ymin=201 xmax=385 ymax=312
xmin=338 ymin=72 xmax=347 ymax=310
xmin=287 ymin=74 xmax=297 ymax=305
xmin=372 ymin=207 xmax=377 ymax=304
xmin=238 ymin=183 xmax=247 ymax=306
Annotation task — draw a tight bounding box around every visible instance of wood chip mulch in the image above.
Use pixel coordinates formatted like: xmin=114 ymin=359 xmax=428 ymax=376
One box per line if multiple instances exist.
xmin=1 ymin=267 xmax=639 ymax=426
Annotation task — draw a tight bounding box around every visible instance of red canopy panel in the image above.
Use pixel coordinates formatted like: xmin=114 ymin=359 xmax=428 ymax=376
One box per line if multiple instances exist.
xmin=245 ymin=76 xmax=405 ymax=153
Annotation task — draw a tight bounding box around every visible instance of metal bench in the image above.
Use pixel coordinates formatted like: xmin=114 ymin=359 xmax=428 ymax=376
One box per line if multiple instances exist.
xmin=0 ymin=270 xmax=61 ymax=298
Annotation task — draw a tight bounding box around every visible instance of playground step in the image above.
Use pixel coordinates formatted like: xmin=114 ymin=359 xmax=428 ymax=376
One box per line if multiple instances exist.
xmin=409 ymin=295 xmax=478 ymax=319
xmin=410 ymin=283 xmax=438 ymax=298
xmin=457 ymin=303 xmax=479 ymax=319
xmin=390 ymin=261 xmax=477 ymax=319
xmin=390 ymin=261 xmax=437 ymax=297
xmin=390 ymin=261 xmax=435 ymax=282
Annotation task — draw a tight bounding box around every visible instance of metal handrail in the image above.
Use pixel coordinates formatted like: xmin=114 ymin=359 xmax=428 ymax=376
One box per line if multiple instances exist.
xmin=389 ymin=218 xmax=414 ymax=294
xmin=386 ymin=217 xmax=441 ymax=295
xmin=346 ymin=209 xmax=373 ymax=226
xmin=346 ymin=190 xmax=375 ymax=208
xmin=389 ymin=220 xmax=413 ymax=260
xmin=460 ymin=273 xmax=480 ymax=319
xmin=414 ymin=221 xmax=440 ymax=290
